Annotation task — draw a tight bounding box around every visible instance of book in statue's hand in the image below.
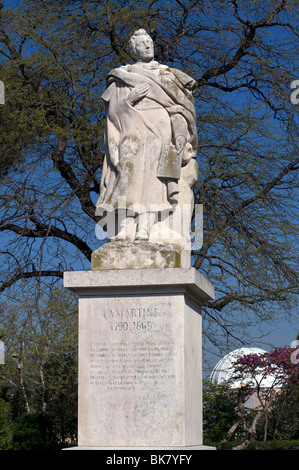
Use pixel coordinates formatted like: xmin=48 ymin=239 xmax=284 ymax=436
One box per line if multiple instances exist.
xmin=157 ymin=144 xmax=182 ymax=180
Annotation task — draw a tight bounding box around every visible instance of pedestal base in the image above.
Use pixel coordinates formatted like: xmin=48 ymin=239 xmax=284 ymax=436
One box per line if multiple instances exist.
xmin=64 ymin=268 xmax=214 ymax=449
xmin=91 ymin=241 xmax=190 ymax=270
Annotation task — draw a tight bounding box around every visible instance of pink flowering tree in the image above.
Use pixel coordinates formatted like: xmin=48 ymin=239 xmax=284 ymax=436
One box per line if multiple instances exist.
xmin=219 ymin=347 xmax=299 ymax=450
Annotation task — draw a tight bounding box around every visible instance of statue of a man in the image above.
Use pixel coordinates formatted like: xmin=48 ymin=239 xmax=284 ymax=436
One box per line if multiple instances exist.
xmin=96 ymin=29 xmax=198 ymax=246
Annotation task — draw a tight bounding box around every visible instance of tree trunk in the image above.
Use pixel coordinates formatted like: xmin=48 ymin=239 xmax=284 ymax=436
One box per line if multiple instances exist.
xmin=218 ymin=387 xmax=246 ymax=449
xmin=232 ymin=390 xmax=276 ymax=450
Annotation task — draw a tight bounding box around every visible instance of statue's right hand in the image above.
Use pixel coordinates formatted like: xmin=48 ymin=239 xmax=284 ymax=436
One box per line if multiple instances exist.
xmin=128 ymin=83 xmax=150 ymax=105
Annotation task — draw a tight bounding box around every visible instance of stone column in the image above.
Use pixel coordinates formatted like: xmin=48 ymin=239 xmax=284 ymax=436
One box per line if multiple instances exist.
xmin=64 ymin=268 xmax=214 ymax=450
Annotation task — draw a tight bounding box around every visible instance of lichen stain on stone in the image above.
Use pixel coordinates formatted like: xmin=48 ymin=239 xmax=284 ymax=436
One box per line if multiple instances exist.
xmin=119 ymin=135 xmax=141 ymax=173
xmin=91 ymin=241 xmax=184 ymax=270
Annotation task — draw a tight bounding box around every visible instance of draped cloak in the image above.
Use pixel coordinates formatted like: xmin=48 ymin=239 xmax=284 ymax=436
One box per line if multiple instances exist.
xmin=96 ymin=62 xmax=198 ymax=223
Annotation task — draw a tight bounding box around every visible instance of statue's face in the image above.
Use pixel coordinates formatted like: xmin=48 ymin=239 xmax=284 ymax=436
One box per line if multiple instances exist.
xmin=133 ymin=35 xmax=154 ymax=62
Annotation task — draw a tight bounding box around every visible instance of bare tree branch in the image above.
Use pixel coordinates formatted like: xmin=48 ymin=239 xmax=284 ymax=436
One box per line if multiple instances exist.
xmin=198 ymin=0 xmax=289 ymax=85
xmin=51 ymin=137 xmax=97 ymax=222
xmin=194 ymin=156 xmax=299 ymax=270
xmin=0 ymin=222 xmax=92 ymax=261
xmin=0 ymin=269 xmax=63 ymax=293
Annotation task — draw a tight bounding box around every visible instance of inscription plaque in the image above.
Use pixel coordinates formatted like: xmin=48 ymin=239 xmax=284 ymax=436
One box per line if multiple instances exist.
xmin=78 ymin=294 xmax=187 ymax=447
xmin=89 ymin=339 xmax=177 ymax=391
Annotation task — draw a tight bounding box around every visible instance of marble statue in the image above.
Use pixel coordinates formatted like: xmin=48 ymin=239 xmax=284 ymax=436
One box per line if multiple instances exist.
xmin=95 ymin=29 xmax=198 ymax=260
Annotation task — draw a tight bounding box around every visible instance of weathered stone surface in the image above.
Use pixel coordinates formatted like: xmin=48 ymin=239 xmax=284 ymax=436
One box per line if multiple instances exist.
xmin=63 ymin=268 xmax=215 ymax=449
xmin=64 ymin=267 xmax=215 ymax=302
xmin=95 ymin=29 xmax=198 ymax=248
xmin=91 ymin=240 xmax=190 ymax=270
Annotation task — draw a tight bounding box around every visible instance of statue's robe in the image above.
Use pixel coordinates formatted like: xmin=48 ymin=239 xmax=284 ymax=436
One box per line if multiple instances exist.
xmin=96 ymin=61 xmax=198 ymax=223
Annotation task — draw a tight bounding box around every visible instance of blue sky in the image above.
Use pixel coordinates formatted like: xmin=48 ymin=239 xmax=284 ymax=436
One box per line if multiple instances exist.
xmin=3 ymin=0 xmax=21 ymax=8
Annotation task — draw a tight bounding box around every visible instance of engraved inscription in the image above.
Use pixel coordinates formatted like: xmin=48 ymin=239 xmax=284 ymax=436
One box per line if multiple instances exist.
xmin=109 ymin=321 xmax=153 ymax=332
xmin=102 ymin=306 xmax=159 ymax=333
xmin=88 ymin=304 xmax=177 ymax=393
xmin=89 ymin=340 xmax=176 ymax=391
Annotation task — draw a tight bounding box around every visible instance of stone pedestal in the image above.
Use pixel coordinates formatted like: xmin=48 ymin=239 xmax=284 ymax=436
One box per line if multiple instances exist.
xmin=63 ymin=268 xmax=214 ymax=450
xmin=91 ymin=240 xmax=191 ymax=270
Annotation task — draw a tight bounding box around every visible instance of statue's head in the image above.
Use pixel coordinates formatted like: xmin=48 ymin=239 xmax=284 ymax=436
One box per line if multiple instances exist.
xmin=128 ymin=29 xmax=154 ymax=62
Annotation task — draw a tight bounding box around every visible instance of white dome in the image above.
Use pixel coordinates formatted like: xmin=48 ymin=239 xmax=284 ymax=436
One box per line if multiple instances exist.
xmin=210 ymin=347 xmax=281 ymax=389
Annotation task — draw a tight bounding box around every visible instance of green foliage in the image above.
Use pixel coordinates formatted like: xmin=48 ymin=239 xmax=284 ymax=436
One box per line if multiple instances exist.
xmin=10 ymin=413 xmax=55 ymax=450
xmin=42 ymin=348 xmax=78 ymax=444
xmin=203 ymin=373 xmax=299 ymax=448
xmin=0 ymin=287 xmax=78 ymax=446
xmin=203 ymin=379 xmax=238 ymax=444
xmin=0 ymin=64 xmax=50 ymax=176
xmin=0 ymin=398 xmax=13 ymax=450
xmin=221 ymin=440 xmax=299 ymax=450
xmin=259 ymin=384 xmax=299 ymax=441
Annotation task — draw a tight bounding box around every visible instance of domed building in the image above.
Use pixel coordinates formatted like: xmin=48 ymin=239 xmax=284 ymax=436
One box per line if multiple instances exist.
xmin=210 ymin=347 xmax=282 ymax=408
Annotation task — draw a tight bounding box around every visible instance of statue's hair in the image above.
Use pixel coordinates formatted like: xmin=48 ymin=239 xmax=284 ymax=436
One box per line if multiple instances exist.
xmin=128 ymin=29 xmax=152 ymax=57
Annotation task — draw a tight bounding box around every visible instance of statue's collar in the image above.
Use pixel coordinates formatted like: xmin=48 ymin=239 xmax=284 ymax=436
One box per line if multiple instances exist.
xmin=129 ymin=60 xmax=167 ymax=71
